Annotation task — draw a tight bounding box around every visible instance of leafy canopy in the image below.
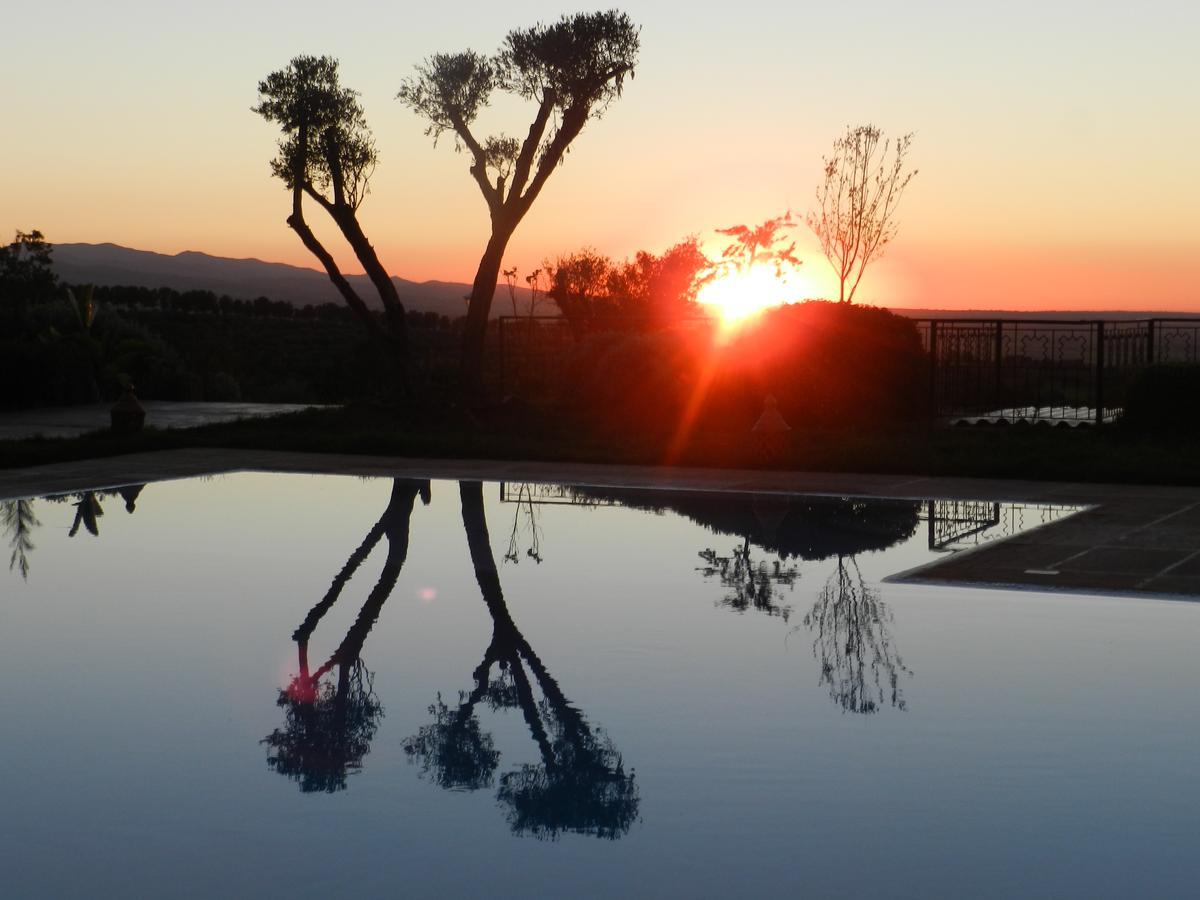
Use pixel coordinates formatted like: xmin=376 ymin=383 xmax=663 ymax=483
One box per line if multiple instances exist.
xmin=254 ymin=56 xmax=377 ymax=210
xmin=0 ymin=230 xmax=57 ymax=305
xmin=397 ymin=11 xmax=639 ymax=208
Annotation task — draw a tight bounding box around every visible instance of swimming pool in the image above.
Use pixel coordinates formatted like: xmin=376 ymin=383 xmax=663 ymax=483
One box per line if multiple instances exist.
xmin=1 ymin=473 xmax=1195 ymax=898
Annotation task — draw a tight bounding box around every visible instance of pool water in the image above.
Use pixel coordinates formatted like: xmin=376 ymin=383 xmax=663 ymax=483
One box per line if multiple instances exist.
xmin=1 ymin=474 xmax=1196 ymax=898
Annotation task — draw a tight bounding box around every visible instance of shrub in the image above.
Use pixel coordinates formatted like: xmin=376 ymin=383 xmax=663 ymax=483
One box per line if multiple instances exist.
xmin=205 ymin=372 xmax=243 ymax=402
xmin=1118 ymin=365 xmax=1200 ymax=436
xmin=559 ymin=301 xmax=928 ymax=439
xmin=716 ymin=301 xmax=928 ymax=429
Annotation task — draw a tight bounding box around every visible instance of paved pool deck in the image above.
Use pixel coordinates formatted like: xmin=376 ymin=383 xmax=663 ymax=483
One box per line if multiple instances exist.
xmin=1 ymin=448 xmax=1197 ymax=600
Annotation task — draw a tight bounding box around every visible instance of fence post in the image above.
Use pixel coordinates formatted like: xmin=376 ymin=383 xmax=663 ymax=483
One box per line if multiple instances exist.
xmin=1146 ymin=318 xmax=1156 ymax=365
xmin=993 ymin=320 xmax=1004 ymax=409
xmin=1094 ymin=321 xmax=1105 ymax=427
xmin=928 ymin=320 xmax=939 ymax=424
xmin=498 ymin=317 xmax=506 ymax=398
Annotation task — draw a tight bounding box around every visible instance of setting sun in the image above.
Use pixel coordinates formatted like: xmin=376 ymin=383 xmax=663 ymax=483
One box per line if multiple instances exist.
xmin=697 ymin=262 xmax=806 ymax=329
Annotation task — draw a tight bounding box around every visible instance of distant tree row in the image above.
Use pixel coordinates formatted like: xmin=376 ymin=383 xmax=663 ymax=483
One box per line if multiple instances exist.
xmin=83 ymin=283 xmax=458 ymax=329
xmin=543 ymin=239 xmax=709 ymax=331
xmin=0 ymin=231 xmax=442 ymax=409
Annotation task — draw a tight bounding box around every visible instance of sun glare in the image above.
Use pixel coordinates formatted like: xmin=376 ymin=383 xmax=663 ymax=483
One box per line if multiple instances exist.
xmin=697 ymin=263 xmax=803 ymax=330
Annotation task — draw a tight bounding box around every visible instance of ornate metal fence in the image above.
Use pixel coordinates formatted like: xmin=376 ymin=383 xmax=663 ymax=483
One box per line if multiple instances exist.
xmin=922 ymin=499 xmax=1080 ymax=550
xmin=916 ymin=318 xmax=1200 ymax=426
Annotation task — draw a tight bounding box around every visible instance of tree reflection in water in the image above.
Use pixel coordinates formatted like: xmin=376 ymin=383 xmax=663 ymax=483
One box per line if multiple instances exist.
xmin=664 ymin=491 xmax=915 ymax=714
xmin=2 ymin=498 xmax=39 ymax=581
xmin=803 ymin=555 xmax=909 ymax=714
xmin=403 ymin=481 xmax=639 ymax=840
xmin=3 ymin=484 xmax=146 ymax=581
xmin=503 ymin=482 xmax=543 ymax=565
xmin=698 ymin=537 xmax=799 ymax=621
xmin=263 ymin=478 xmax=428 ymax=793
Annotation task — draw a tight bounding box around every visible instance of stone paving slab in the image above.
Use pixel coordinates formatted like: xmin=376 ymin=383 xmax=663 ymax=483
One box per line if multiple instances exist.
xmin=2 ymin=448 xmax=1199 ymax=599
xmin=0 ymin=402 xmax=324 ymax=441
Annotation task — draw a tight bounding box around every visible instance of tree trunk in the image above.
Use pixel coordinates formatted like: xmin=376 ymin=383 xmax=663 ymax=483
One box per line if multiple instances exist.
xmin=331 ymin=207 xmax=410 ymax=353
xmin=318 ymin=479 xmax=424 ymax=676
xmin=460 ymin=229 xmax=513 ymax=396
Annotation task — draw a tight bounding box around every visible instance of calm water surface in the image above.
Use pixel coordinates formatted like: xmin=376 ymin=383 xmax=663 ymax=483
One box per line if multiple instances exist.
xmin=0 ymin=474 xmax=1196 ymax=899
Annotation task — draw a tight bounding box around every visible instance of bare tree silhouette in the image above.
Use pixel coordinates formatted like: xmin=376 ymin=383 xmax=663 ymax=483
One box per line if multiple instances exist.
xmin=403 ymin=481 xmax=638 ymax=840
xmin=807 ymin=125 xmax=917 ymax=303
xmin=503 ymin=482 xmax=543 ymax=565
xmin=802 ymin=556 xmax=910 ymax=714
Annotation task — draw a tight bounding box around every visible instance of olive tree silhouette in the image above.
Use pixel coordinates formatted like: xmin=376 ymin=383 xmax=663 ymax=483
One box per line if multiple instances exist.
xmin=263 ymin=479 xmax=429 ymax=792
xmin=807 ymin=125 xmax=917 ymax=303
xmin=403 ymin=481 xmax=639 ymax=840
xmin=254 ymin=56 xmax=411 ymax=391
xmin=397 ymin=11 xmax=640 ymax=392
xmin=802 ymin=555 xmax=910 ymax=714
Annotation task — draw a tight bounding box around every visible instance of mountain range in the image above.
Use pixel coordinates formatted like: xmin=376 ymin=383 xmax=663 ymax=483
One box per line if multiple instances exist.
xmin=49 ymin=242 xmax=515 ymax=317
xmin=48 ymin=243 xmax=1196 ymax=322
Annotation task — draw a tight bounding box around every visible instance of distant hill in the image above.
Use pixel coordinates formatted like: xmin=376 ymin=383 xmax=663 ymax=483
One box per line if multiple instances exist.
xmin=49 ymin=244 xmax=1194 ymax=323
xmin=50 ymin=243 xmax=532 ymax=319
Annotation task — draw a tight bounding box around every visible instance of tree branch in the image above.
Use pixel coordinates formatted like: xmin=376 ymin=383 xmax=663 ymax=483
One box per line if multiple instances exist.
xmin=507 ymin=92 xmax=555 ymax=201
xmin=287 ymin=206 xmax=386 ymax=343
xmin=451 ymin=113 xmax=502 ymax=216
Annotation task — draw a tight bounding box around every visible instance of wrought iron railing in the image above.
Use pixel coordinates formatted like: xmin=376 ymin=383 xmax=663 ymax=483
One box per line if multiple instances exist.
xmin=921 ymin=499 xmax=1080 ymax=551
xmin=916 ymin=318 xmax=1200 ymax=426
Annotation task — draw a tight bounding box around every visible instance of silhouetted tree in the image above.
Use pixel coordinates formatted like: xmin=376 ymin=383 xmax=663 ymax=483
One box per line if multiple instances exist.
xmin=398 ymin=11 xmax=640 ymax=392
xmin=264 ymin=479 xmax=429 ymax=792
xmin=0 ymin=230 xmax=57 ymax=313
xmin=403 ymin=481 xmax=639 ymax=840
xmin=254 ymin=56 xmax=411 ymax=392
xmin=546 ymin=247 xmax=614 ymax=325
xmin=548 ymin=238 xmax=709 ymax=331
xmin=524 ymin=267 xmax=550 ymax=320
xmin=807 ymin=125 xmax=917 ymax=303
xmin=802 ymin=556 xmax=910 ymax=714
xmin=715 ymin=214 xmax=800 ymax=277
xmin=501 ymin=265 xmax=551 ymax=320
xmin=502 ymin=266 xmax=522 ymax=318
xmin=608 ymin=238 xmax=710 ymax=318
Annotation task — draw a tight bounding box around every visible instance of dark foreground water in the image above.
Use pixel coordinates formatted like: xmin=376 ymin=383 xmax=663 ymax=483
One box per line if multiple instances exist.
xmin=1 ymin=475 xmax=1196 ymax=899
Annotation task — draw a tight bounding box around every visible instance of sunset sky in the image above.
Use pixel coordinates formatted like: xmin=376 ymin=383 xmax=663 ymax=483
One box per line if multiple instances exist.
xmin=4 ymin=1 xmax=1197 ymax=310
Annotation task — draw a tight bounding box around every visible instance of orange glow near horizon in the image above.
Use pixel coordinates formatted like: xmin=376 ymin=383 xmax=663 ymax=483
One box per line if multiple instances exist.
xmin=697 ymin=262 xmax=808 ymax=332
